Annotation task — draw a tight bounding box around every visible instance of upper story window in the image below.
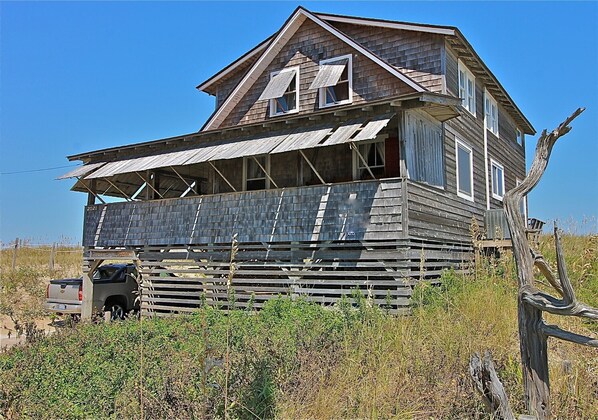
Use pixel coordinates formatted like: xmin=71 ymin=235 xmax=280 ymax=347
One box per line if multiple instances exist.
xmin=516 ymin=128 xmax=524 ymax=146
xmin=310 ymin=54 xmax=352 ymax=108
xmin=353 ymin=138 xmax=385 ymax=180
xmin=455 ymin=138 xmax=474 ymax=201
xmin=484 ymin=90 xmax=499 ymax=136
xmin=244 ymin=155 xmax=270 ymax=191
xmin=458 ymin=60 xmax=476 ymax=116
xmin=491 ymin=159 xmax=505 ymax=201
xmin=258 ymin=67 xmax=299 ymax=117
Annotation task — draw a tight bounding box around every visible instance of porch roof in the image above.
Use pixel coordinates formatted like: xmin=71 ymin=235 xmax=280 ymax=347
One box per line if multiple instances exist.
xmin=83 ymin=114 xmax=395 ymax=180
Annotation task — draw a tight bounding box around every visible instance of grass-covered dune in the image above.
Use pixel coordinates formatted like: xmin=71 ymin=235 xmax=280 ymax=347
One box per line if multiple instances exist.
xmin=1 ymin=235 xmax=596 ymax=418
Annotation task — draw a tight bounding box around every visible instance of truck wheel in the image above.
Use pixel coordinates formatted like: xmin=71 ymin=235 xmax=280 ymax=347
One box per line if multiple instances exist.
xmin=108 ymin=304 xmax=126 ymax=321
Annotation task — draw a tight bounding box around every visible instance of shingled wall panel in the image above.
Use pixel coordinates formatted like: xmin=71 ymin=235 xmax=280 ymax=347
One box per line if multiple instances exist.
xmin=83 ymin=179 xmax=404 ymax=247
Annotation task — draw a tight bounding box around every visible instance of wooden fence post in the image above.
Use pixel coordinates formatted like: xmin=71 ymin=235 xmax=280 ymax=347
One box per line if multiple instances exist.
xmin=49 ymin=243 xmax=56 ymax=271
xmin=11 ymin=237 xmax=19 ymax=270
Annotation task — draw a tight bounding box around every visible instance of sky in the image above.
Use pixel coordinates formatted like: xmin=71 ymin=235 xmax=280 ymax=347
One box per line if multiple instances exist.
xmin=1 ymin=1 xmax=597 ymax=245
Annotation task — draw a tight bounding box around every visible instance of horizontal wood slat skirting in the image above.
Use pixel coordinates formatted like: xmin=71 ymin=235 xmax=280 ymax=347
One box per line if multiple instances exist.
xmin=84 ymin=237 xmax=472 ymax=317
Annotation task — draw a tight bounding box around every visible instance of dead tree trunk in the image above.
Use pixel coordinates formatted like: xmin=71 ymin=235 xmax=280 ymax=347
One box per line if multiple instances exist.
xmin=503 ymin=108 xmax=598 ymax=419
xmin=469 ymin=351 xmax=515 ymax=420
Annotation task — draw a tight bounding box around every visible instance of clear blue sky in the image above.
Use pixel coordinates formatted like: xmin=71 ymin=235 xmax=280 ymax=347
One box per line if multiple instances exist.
xmin=1 ymin=1 xmax=597 ymax=244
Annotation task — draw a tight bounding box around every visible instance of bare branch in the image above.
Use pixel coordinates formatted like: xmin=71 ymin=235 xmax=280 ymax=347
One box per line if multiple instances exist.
xmin=541 ymin=323 xmax=598 ymax=347
xmin=521 ymin=286 xmax=598 ymax=319
xmin=553 ymin=224 xmax=575 ymax=305
xmin=508 ymin=107 xmax=585 ymax=201
xmin=531 ymin=249 xmax=564 ymax=297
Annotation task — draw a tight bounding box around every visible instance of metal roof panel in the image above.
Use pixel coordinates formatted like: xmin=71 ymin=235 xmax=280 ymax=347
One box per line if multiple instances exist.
xmin=57 ymin=162 xmax=106 ymax=180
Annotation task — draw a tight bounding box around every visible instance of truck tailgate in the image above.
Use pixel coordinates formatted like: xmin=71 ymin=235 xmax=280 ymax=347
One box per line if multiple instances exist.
xmin=47 ymin=279 xmax=81 ymax=304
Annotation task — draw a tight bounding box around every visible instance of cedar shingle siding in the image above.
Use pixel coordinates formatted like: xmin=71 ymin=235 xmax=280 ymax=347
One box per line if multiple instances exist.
xmin=330 ymin=22 xmax=444 ymax=93
xmin=219 ymin=19 xmax=416 ymax=128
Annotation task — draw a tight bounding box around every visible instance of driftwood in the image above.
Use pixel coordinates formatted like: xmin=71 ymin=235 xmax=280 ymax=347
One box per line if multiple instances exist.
xmin=503 ymin=108 xmax=598 ymax=419
xmin=469 ymin=351 xmax=515 ymax=420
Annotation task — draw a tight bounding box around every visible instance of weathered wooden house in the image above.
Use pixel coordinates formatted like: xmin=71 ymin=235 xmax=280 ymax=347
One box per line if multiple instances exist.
xmin=60 ymin=7 xmax=534 ymax=317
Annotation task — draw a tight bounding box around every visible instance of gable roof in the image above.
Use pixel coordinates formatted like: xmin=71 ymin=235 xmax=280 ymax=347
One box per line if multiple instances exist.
xmin=198 ymin=9 xmax=535 ymax=135
xmin=200 ymin=6 xmax=426 ymax=131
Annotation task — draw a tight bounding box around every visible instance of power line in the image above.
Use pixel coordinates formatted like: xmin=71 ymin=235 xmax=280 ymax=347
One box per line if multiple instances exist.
xmin=0 ymin=164 xmax=79 ymax=175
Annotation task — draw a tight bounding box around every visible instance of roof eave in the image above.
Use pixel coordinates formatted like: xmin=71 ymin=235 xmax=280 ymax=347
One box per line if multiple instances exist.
xmin=196 ymin=34 xmax=274 ymax=94
xmin=451 ymin=29 xmax=535 ymax=135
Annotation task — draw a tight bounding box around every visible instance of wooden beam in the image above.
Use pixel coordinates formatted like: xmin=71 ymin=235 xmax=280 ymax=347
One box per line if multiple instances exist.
xmin=209 ymin=161 xmax=237 ymax=192
xmin=105 ymin=178 xmax=133 ymax=201
xmin=350 ymin=142 xmax=376 ymax=180
xmin=136 ymin=171 xmax=163 ymax=199
xmin=252 ymin=156 xmax=279 ymax=189
xmin=82 ymin=259 xmax=103 ymax=321
xmin=169 ymin=166 xmax=199 ymax=196
xmin=77 ymin=177 xmax=106 ymax=204
xmin=299 ymin=150 xmax=326 ymax=184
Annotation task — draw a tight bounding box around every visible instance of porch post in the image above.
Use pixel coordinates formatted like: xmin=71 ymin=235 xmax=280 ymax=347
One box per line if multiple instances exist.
xmin=82 ymin=258 xmax=103 ymax=321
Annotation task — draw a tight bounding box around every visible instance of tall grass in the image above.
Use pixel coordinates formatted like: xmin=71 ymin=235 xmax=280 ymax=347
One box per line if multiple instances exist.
xmin=0 ymin=236 xmax=596 ymax=418
xmin=0 ymin=245 xmax=82 ymax=334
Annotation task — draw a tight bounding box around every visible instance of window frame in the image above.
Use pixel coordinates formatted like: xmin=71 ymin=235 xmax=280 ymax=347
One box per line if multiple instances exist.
xmin=484 ymin=89 xmax=499 ymax=136
xmin=490 ymin=159 xmax=505 ymax=201
xmin=352 ymin=137 xmax=386 ymax=180
xmin=516 ymin=128 xmax=524 ymax=146
xmin=318 ymin=54 xmax=353 ymax=109
xmin=458 ymin=60 xmax=476 ymax=116
xmin=268 ymin=66 xmax=300 ymax=117
xmin=455 ymin=138 xmax=474 ymax=202
xmin=243 ymin=155 xmax=270 ymax=191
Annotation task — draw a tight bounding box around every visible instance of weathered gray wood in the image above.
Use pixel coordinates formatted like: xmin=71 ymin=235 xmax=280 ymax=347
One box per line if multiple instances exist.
xmin=11 ymin=237 xmax=19 ymax=270
xmin=503 ymin=108 xmax=597 ymax=420
xmin=48 ymin=243 xmax=56 ymax=271
xmin=469 ymin=352 xmax=515 ymax=420
xmin=82 ymin=259 xmax=103 ymax=321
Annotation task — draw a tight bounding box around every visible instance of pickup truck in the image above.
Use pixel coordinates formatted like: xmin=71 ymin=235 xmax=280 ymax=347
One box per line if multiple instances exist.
xmin=45 ymin=263 xmax=139 ymax=321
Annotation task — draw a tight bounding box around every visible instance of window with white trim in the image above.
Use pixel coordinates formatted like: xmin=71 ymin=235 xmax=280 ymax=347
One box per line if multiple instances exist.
xmin=491 ymin=159 xmax=505 ymax=200
xmin=244 ymin=155 xmax=270 ymax=191
xmin=455 ymin=138 xmax=474 ymax=201
xmin=458 ymin=60 xmax=476 ymax=115
xmin=516 ymin=128 xmax=523 ymax=146
xmin=353 ymin=138 xmax=385 ymax=180
xmin=315 ymin=55 xmax=352 ymax=108
xmin=268 ymin=67 xmax=299 ymax=117
xmin=485 ymin=90 xmax=499 ymax=136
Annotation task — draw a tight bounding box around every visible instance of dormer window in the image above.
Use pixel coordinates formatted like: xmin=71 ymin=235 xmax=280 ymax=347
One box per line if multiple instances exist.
xmin=458 ymin=60 xmax=476 ymax=116
xmin=310 ymin=54 xmax=352 ymax=108
xmin=258 ymin=67 xmax=299 ymax=117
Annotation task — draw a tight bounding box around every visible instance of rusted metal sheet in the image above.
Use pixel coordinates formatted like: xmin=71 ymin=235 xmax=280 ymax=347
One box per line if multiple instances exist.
xmin=210 ymin=133 xmax=287 ymax=160
xmin=270 ymin=127 xmax=332 ymax=154
xmin=258 ymin=70 xmax=296 ymax=100
xmin=309 ymin=58 xmax=348 ymax=89
xmin=352 ymin=113 xmax=395 ymax=142
xmin=57 ymin=162 xmax=106 ymax=179
xmin=324 ymin=119 xmax=365 ymax=145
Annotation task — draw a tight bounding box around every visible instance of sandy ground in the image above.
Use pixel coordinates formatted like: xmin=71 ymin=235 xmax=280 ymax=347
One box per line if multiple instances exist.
xmin=0 ymin=315 xmax=57 ymax=351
